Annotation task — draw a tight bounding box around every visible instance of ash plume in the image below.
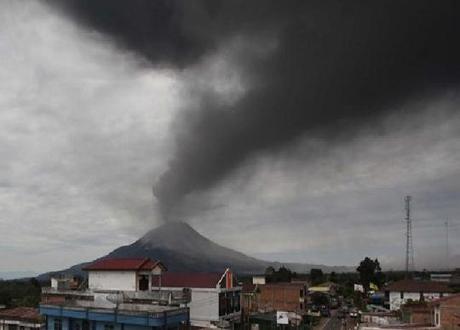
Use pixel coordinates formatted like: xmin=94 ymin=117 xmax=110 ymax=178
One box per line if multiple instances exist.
xmin=45 ymin=0 xmax=460 ymax=220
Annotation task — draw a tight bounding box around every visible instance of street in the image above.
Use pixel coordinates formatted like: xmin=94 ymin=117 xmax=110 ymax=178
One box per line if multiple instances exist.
xmin=317 ymin=311 xmax=359 ymax=330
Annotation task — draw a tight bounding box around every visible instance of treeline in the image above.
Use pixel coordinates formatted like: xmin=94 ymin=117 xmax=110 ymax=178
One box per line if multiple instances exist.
xmin=0 ymin=278 xmax=41 ymax=307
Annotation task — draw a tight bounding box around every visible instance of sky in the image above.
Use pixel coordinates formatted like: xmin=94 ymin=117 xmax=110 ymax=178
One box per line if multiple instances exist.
xmin=1 ymin=0 xmax=460 ymax=275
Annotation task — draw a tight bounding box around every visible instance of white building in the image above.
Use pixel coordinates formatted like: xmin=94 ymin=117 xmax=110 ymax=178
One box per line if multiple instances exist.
xmin=152 ymin=268 xmax=241 ymax=329
xmin=83 ymin=258 xmax=166 ymax=291
xmin=385 ymin=279 xmax=452 ymax=311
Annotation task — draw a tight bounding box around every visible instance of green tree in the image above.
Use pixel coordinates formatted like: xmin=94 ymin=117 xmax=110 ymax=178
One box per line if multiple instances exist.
xmin=310 ymin=268 xmax=324 ymax=286
xmin=329 ymin=271 xmax=337 ymax=283
xmin=356 ymin=257 xmax=383 ymax=292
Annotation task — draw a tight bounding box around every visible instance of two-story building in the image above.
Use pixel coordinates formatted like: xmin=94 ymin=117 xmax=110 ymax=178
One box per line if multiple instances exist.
xmin=151 ymin=268 xmax=241 ymax=329
xmin=39 ymin=258 xmax=190 ymax=330
xmin=257 ymin=282 xmax=307 ymax=314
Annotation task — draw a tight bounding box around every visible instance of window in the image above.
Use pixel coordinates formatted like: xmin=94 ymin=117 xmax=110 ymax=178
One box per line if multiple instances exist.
xmin=104 ymin=325 xmax=114 ymax=330
xmin=74 ymin=322 xmax=81 ymax=330
xmin=400 ymin=292 xmax=404 ymax=299
xmin=54 ymin=319 xmax=62 ymax=330
xmin=138 ymin=275 xmax=149 ymax=291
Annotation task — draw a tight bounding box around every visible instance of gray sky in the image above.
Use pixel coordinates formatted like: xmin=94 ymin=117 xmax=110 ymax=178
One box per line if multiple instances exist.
xmin=1 ymin=0 xmax=460 ymax=274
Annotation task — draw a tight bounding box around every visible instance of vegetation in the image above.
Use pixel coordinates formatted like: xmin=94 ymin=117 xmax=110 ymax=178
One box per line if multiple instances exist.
xmin=356 ymin=257 xmax=383 ymax=292
xmin=309 ymin=269 xmax=324 ymax=286
xmin=0 ymin=278 xmax=41 ymax=307
xmin=264 ymin=266 xmax=296 ymax=282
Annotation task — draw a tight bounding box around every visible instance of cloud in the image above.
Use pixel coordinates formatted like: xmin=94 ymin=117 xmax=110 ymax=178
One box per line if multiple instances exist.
xmin=0 ymin=0 xmax=180 ymax=271
xmin=188 ymin=96 xmax=460 ymax=269
xmin=1 ymin=0 xmax=460 ymax=272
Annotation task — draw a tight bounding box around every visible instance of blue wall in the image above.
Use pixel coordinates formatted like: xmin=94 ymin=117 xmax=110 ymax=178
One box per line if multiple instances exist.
xmin=40 ymin=306 xmax=188 ymax=330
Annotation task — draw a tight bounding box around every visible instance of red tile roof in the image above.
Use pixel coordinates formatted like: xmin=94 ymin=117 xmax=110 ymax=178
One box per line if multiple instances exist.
xmin=429 ymin=293 xmax=460 ymax=306
xmin=0 ymin=307 xmax=43 ymax=323
xmin=83 ymin=258 xmax=166 ymax=271
xmin=385 ymin=279 xmax=453 ymax=293
xmin=152 ymin=272 xmax=223 ymax=288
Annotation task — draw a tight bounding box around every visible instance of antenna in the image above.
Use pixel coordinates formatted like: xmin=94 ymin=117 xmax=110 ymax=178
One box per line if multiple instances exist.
xmin=445 ymin=219 xmax=449 ymax=271
xmin=404 ymin=196 xmax=414 ymax=276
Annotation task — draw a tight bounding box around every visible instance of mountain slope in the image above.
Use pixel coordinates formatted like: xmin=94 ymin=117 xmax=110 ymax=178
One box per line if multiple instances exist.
xmin=37 ymin=222 xmax=352 ymax=280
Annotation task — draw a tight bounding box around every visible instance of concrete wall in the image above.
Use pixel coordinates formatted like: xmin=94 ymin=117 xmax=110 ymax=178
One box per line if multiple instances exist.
xmin=88 ymin=271 xmax=136 ymax=291
xmin=160 ymin=287 xmax=218 ymax=327
xmin=189 ymin=289 xmax=219 ymax=324
xmin=389 ymin=291 xmax=447 ymax=310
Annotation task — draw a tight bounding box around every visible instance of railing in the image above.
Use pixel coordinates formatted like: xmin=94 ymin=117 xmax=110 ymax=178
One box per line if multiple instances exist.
xmin=41 ymin=288 xmax=191 ymax=306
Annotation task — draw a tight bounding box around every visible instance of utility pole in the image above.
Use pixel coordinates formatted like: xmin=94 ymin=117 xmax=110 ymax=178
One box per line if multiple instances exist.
xmin=404 ymin=196 xmax=414 ymax=277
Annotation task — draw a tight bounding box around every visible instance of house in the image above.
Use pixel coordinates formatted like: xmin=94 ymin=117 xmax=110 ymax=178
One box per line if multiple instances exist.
xmin=400 ymin=302 xmax=432 ymax=326
xmin=430 ymin=293 xmax=460 ymax=329
xmin=151 ymin=268 xmax=241 ymax=329
xmin=430 ymin=274 xmax=452 ymax=283
xmin=257 ymin=282 xmax=307 ymax=314
xmin=0 ymin=307 xmax=44 ymax=330
xmin=252 ymin=276 xmax=266 ymax=285
xmin=40 ymin=258 xmax=190 ymax=330
xmin=385 ymin=279 xmax=453 ymax=311
xmin=83 ymin=258 xmax=166 ymax=291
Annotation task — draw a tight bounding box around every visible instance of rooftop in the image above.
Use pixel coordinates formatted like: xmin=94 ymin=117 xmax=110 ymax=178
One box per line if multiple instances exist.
xmin=0 ymin=307 xmax=43 ymax=323
xmin=385 ymin=279 xmax=453 ymax=293
xmin=83 ymin=258 xmax=165 ymax=272
xmin=152 ymin=272 xmax=224 ymax=289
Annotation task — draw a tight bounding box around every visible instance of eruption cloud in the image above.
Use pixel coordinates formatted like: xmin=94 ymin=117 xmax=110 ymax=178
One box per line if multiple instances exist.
xmin=45 ymin=0 xmax=460 ymax=221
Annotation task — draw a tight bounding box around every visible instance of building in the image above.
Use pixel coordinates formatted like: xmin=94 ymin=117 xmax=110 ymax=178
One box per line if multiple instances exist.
xmin=84 ymin=258 xmax=166 ymax=291
xmin=151 ymin=268 xmax=241 ymax=329
xmin=430 ymin=293 xmax=460 ymax=329
xmin=0 ymin=307 xmax=44 ymax=330
xmin=431 ymin=274 xmax=453 ymax=283
xmin=40 ymin=258 xmax=190 ymax=330
xmin=252 ymin=276 xmax=266 ymax=285
xmin=400 ymin=302 xmax=432 ymax=326
xmin=308 ymin=282 xmax=336 ymax=296
xmin=257 ymin=282 xmax=307 ymax=314
xmin=385 ymin=279 xmax=453 ymax=311
xmin=241 ymin=283 xmax=258 ymax=320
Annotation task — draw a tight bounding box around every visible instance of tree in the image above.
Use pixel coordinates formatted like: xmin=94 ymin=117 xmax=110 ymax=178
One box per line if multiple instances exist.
xmin=356 ymin=257 xmax=383 ymax=292
xmin=310 ymin=268 xmax=324 ymax=286
xmin=329 ymin=271 xmax=337 ymax=283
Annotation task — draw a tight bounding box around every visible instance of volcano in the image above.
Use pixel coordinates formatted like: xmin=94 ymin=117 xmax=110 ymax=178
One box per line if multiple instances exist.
xmin=104 ymin=222 xmax=267 ymax=272
xmin=37 ymin=222 xmax=352 ymax=280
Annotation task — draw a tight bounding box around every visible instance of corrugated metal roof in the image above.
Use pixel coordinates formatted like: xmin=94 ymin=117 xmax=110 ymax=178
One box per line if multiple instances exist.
xmin=385 ymin=279 xmax=453 ymax=293
xmin=83 ymin=258 xmax=165 ymax=271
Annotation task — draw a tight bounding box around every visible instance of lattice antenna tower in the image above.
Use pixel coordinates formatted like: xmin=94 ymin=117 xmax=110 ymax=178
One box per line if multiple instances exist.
xmin=404 ymin=195 xmax=414 ymax=276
